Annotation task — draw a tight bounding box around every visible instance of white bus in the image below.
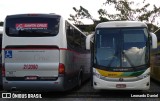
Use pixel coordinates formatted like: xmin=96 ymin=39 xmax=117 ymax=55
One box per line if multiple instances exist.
xmin=2 ymin=13 xmax=91 ymax=91
xmin=0 ymin=27 xmax=2 ymax=47
xmin=0 ymin=26 xmax=2 ymax=88
xmin=86 ymin=21 xmax=157 ymax=90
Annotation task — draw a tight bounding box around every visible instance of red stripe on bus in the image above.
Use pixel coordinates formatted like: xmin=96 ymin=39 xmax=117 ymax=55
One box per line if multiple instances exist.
xmin=59 ymin=48 xmax=80 ymax=55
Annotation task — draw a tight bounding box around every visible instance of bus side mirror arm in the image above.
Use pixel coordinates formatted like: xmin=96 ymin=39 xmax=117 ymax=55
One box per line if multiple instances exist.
xmin=86 ymin=34 xmax=94 ymax=50
xmin=149 ymin=32 xmax=157 ymax=49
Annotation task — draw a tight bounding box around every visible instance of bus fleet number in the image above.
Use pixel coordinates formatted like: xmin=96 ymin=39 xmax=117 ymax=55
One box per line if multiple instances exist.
xmin=23 ymin=64 xmax=38 ymax=70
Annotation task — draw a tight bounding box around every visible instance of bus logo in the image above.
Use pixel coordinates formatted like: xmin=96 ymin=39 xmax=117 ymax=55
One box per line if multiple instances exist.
xmin=5 ymin=50 xmax=12 ymax=58
xmin=2 ymin=93 xmax=11 ymax=98
xmin=16 ymin=24 xmax=24 ymax=30
xmin=119 ymin=78 xmax=124 ymax=81
xmin=16 ymin=23 xmax=48 ymax=30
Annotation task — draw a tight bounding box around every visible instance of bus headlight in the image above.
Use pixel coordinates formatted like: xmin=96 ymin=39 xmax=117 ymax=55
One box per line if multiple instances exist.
xmin=93 ymin=72 xmax=101 ymax=78
xmin=138 ymin=73 xmax=150 ymax=79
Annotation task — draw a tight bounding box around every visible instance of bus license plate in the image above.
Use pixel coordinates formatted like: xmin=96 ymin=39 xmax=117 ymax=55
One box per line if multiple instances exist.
xmin=25 ymin=76 xmax=37 ymax=80
xmin=116 ymin=84 xmax=126 ymax=88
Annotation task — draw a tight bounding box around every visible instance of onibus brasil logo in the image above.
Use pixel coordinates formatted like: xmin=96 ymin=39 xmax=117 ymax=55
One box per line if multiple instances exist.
xmin=2 ymin=93 xmax=42 ymax=99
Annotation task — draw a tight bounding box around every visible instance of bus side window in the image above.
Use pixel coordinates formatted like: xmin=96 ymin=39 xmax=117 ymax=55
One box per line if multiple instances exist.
xmin=81 ymin=34 xmax=86 ymax=50
xmin=74 ymin=29 xmax=81 ymax=50
xmin=66 ymin=22 xmax=74 ymax=49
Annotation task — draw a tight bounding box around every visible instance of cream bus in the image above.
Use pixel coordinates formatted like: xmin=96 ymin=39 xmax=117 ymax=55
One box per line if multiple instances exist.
xmin=86 ymin=21 xmax=157 ymax=90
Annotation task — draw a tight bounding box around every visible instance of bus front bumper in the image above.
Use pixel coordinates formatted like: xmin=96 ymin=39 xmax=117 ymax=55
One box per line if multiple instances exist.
xmin=3 ymin=77 xmax=66 ymax=92
xmin=93 ymin=75 xmax=150 ymax=90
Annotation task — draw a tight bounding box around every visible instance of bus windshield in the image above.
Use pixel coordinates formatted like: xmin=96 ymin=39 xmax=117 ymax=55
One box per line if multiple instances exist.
xmin=5 ymin=16 xmax=60 ymax=37
xmin=95 ymin=28 xmax=149 ymax=68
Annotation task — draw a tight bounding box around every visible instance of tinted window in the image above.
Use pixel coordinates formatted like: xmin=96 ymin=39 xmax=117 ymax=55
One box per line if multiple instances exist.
xmin=5 ymin=17 xmax=60 ymax=37
xmin=74 ymin=29 xmax=81 ymax=49
xmin=66 ymin=21 xmax=86 ymax=52
xmin=66 ymin=23 xmax=74 ymax=49
xmin=81 ymin=34 xmax=86 ymax=50
xmin=95 ymin=28 xmax=148 ymax=68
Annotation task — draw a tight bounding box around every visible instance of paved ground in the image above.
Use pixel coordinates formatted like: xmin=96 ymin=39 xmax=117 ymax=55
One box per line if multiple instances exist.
xmin=0 ymin=79 xmax=160 ymax=100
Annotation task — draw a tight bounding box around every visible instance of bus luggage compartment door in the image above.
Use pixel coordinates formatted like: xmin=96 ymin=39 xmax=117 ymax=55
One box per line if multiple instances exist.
xmin=4 ymin=47 xmax=60 ymax=80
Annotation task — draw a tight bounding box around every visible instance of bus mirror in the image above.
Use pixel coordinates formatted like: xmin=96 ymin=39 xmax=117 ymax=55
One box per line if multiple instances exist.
xmin=150 ymin=32 xmax=157 ymax=49
xmin=86 ymin=34 xmax=94 ymax=50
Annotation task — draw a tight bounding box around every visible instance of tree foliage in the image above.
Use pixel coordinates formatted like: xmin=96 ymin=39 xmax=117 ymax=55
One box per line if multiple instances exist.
xmin=68 ymin=6 xmax=94 ymax=25
xmin=103 ymin=0 xmax=160 ymax=24
xmin=69 ymin=6 xmax=109 ymax=25
xmin=69 ymin=6 xmax=108 ymax=32
xmin=69 ymin=0 xmax=160 ymax=32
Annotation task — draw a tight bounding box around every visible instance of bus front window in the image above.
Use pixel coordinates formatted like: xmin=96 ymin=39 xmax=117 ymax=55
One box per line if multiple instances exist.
xmin=122 ymin=29 xmax=148 ymax=67
xmin=95 ymin=28 xmax=149 ymax=70
xmin=95 ymin=29 xmax=121 ymax=67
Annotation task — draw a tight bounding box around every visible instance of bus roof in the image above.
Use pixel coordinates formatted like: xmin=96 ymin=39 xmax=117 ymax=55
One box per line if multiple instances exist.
xmin=96 ymin=21 xmax=148 ymax=28
xmin=6 ymin=13 xmax=61 ymax=18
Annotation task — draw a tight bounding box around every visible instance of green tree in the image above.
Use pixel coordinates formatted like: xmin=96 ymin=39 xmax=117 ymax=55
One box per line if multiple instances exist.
xmin=102 ymin=0 xmax=160 ymax=24
xmin=68 ymin=6 xmax=94 ymax=25
xmin=69 ymin=6 xmax=109 ymax=25
xmin=69 ymin=0 xmax=160 ymax=32
xmin=69 ymin=6 xmax=108 ymax=32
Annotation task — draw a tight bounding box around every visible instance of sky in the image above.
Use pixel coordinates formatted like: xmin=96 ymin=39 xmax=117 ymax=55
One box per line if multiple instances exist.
xmin=0 ymin=0 xmax=106 ymax=23
xmin=0 ymin=0 xmax=160 ymax=25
